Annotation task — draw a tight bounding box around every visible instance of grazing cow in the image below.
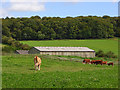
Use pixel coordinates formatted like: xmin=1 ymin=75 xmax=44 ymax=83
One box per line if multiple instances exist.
xmin=83 ymin=59 xmax=90 ymax=64
xmin=91 ymin=60 xmax=103 ymax=65
xmin=102 ymin=61 xmax=107 ymax=65
xmin=94 ymin=60 xmax=103 ymax=65
xmin=34 ymin=56 xmax=42 ymax=70
xmin=90 ymin=60 xmax=96 ymax=64
xmin=108 ymin=62 xmax=114 ymax=66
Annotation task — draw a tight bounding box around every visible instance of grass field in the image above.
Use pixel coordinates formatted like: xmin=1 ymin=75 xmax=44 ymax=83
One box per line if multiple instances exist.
xmin=2 ymin=38 xmax=118 ymax=88
xmin=20 ymin=38 xmax=118 ymax=55
xmin=2 ymin=54 xmax=118 ymax=88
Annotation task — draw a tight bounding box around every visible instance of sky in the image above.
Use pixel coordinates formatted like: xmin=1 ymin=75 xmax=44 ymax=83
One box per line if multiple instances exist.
xmin=0 ymin=0 xmax=119 ymax=18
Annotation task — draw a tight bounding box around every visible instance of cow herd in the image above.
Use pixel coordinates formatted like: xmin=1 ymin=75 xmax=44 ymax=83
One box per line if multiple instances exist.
xmin=83 ymin=59 xmax=114 ymax=66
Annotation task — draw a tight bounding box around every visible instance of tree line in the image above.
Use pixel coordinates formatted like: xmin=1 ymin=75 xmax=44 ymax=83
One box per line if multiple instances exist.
xmin=2 ymin=15 xmax=120 ymax=40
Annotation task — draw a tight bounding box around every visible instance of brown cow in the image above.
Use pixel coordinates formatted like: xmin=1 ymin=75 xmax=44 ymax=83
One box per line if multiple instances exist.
xmin=90 ymin=60 xmax=103 ymax=65
xmin=90 ymin=60 xmax=96 ymax=64
xmin=108 ymin=62 xmax=114 ymax=66
xmin=83 ymin=59 xmax=90 ymax=64
xmin=34 ymin=56 xmax=42 ymax=70
xmin=94 ymin=60 xmax=103 ymax=65
xmin=102 ymin=61 xmax=107 ymax=65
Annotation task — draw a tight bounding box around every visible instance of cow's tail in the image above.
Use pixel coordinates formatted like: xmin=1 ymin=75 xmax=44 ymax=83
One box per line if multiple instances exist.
xmin=112 ymin=63 xmax=114 ymax=66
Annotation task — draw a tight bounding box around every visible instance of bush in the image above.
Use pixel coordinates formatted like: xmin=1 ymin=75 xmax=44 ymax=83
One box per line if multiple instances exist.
xmin=2 ymin=36 xmax=31 ymax=50
xmin=2 ymin=36 xmax=9 ymax=44
xmin=96 ymin=50 xmax=117 ymax=58
xmin=2 ymin=46 xmax=16 ymax=53
xmin=21 ymin=44 xmax=31 ymax=50
xmin=11 ymin=41 xmax=23 ymax=49
xmin=7 ymin=37 xmax=15 ymax=45
xmin=96 ymin=50 xmax=105 ymax=57
xmin=105 ymin=51 xmax=117 ymax=58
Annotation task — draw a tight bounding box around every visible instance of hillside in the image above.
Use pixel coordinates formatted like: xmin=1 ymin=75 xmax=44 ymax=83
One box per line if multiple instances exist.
xmin=20 ymin=38 xmax=118 ymax=55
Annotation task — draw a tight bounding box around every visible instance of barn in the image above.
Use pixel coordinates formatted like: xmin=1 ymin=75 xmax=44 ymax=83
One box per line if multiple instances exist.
xmin=28 ymin=47 xmax=95 ymax=58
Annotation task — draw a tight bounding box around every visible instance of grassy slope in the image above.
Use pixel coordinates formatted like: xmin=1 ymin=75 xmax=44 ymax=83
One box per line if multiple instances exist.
xmin=1 ymin=44 xmax=8 ymax=48
xmin=20 ymin=38 xmax=118 ymax=55
xmin=2 ymin=54 xmax=118 ymax=88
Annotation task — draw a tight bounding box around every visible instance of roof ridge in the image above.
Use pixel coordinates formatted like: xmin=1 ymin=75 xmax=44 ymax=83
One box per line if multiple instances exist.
xmin=33 ymin=47 xmax=94 ymax=52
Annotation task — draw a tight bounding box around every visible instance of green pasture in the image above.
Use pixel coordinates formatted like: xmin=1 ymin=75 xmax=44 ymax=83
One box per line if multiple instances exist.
xmin=20 ymin=38 xmax=118 ymax=55
xmin=2 ymin=54 xmax=118 ymax=88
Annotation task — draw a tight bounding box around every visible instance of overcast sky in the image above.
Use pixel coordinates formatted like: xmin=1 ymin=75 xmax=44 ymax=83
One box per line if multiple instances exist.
xmin=0 ymin=0 xmax=119 ymax=18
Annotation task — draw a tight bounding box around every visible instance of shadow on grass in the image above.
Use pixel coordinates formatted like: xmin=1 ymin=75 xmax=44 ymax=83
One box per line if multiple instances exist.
xmin=29 ymin=68 xmax=35 ymax=70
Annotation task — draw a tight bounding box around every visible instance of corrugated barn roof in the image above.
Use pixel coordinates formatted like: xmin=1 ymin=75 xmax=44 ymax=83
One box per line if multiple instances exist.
xmin=34 ymin=47 xmax=95 ymax=52
xmin=16 ymin=50 xmax=29 ymax=54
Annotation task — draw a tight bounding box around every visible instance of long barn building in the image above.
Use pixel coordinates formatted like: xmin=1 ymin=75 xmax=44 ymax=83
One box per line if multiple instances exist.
xmin=28 ymin=47 xmax=95 ymax=58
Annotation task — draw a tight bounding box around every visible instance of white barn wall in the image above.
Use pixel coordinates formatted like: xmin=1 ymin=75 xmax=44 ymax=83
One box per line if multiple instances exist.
xmin=38 ymin=51 xmax=95 ymax=57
